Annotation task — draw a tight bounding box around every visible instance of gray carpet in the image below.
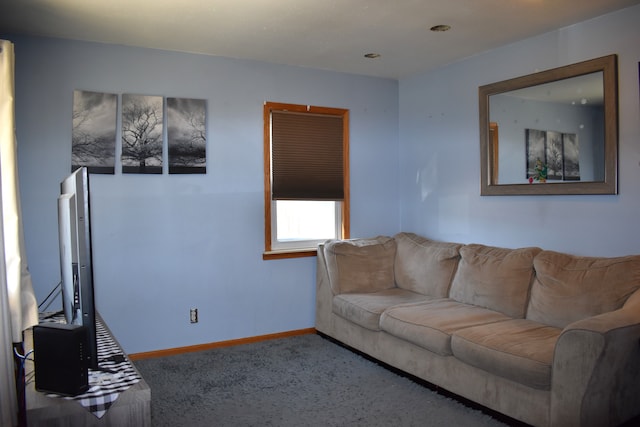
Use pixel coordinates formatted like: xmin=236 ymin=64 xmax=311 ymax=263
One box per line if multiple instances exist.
xmin=133 ymin=333 xmax=511 ymax=426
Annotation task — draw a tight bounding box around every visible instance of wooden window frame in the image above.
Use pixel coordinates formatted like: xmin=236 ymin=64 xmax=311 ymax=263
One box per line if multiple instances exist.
xmin=263 ymin=102 xmax=350 ymax=260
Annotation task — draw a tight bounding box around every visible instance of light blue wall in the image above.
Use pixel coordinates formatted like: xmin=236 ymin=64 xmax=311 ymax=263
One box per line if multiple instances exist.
xmin=399 ymin=5 xmax=640 ymax=257
xmin=10 ymin=36 xmax=400 ymax=353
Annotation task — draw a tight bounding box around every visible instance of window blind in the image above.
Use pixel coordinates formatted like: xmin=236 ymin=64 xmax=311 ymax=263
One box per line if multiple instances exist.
xmin=271 ymin=111 xmax=344 ymax=200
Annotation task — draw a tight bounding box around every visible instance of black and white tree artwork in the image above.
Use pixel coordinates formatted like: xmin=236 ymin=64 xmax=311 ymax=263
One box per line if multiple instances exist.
xmin=546 ymin=131 xmax=563 ymax=180
xmin=525 ymin=129 xmax=545 ymax=179
xmin=526 ymin=128 xmax=579 ymax=182
xmin=562 ymin=133 xmax=580 ymax=180
xmin=121 ymin=94 xmax=163 ymax=174
xmin=167 ymin=98 xmax=207 ymax=174
xmin=72 ymin=90 xmax=117 ymax=174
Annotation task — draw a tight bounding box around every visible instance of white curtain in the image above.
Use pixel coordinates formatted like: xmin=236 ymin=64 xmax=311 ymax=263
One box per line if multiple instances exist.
xmin=0 ymin=39 xmax=39 ymax=427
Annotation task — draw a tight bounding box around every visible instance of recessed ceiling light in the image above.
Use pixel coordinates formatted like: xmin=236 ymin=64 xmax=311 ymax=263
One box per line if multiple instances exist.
xmin=430 ymin=24 xmax=451 ymax=32
xmin=364 ymin=53 xmax=381 ymax=59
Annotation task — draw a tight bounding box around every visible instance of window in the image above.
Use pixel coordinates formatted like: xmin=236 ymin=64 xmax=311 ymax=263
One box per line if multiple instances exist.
xmin=263 ymin=102 xmax=349 ymax=259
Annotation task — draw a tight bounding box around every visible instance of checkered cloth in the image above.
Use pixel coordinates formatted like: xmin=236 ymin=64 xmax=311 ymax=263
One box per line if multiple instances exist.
xmin=40 ymin=314 xmax=141 ymax=418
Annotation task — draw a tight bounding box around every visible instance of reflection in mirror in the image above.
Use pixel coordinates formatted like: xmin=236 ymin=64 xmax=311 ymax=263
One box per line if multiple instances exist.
xmin=479 ymin=55 xmax=618 ymax=195
xmin=491 ymin=72 xmax=604 ymax=184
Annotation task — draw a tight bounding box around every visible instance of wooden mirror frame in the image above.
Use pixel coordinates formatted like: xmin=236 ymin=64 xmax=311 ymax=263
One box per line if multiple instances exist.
xmin=479 ymin=54 xmax=618 ymax=196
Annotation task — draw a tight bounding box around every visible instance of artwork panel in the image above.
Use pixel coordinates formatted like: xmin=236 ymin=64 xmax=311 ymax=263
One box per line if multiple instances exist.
xmin=525 ymin=129 xmax=545 ymax=179
xmin=121 ymin=94 xmax=164 ymax=174
xmin=167 ymin=97 xmax=207 ymax=174
xmin=562 ymin=133 xmax=580 ymax=180
xmin=72 ymin=90 xmax=117 ymax=174
xmin=545 ymin=130 xmax=563 ymax=180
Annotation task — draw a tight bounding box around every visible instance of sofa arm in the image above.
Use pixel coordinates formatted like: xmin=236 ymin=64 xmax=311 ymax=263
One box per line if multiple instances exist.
xmin=315 ymin=243 xmax=335 ymax=333
xmin=550 ymin=289 xmax=640 ymax=427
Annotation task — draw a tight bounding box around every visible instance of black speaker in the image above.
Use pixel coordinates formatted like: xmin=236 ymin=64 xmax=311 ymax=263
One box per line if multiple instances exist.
xmin=33 ymin=323 xmax=89 ymax=396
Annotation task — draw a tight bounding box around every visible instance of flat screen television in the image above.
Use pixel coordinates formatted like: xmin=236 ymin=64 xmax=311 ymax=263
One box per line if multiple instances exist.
xmin=58 ymin=166 xmax=98 ymax=369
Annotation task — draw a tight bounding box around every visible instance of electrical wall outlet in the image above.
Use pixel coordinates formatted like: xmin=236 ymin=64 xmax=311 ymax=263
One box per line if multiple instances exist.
xmin=190 ymin=308 xmax=198 ymax=323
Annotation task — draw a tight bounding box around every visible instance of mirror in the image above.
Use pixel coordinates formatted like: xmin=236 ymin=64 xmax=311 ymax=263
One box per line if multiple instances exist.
xmin=479 ymin=54 xmax=618 ymax=195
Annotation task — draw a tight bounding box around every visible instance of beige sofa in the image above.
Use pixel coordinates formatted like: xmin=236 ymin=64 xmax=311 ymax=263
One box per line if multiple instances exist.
xmin=315 ymin=232 xmax=640 ymax=427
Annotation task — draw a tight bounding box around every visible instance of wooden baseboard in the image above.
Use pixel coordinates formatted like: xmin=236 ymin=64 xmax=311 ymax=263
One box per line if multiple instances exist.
xmin=127 ymin=328 xmax=317 ymax=361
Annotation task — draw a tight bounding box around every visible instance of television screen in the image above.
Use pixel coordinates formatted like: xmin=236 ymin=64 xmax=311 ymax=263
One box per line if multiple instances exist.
xmin=58 ymin=193 xmax=80 ymax=324
xmin=58 ymin=167 xmax=98 ymax=369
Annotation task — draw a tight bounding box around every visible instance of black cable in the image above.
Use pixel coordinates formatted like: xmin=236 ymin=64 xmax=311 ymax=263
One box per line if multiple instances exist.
xmin=15 ymin=348 xmax=34 ymax=400
xmin=13 ymin=343 xmax=31 ymax=427
xmin=38 ymin=281 xmax=61 ymax=310
xmin=40 ymin=310 xmax=64 ymax=320
xmin=14 ymin=347 xmax=34 ymax=366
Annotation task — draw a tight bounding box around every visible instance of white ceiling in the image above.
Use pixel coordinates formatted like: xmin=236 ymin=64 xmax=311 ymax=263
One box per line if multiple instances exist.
xmin=1 ymin=0 xmax=639 ymax=79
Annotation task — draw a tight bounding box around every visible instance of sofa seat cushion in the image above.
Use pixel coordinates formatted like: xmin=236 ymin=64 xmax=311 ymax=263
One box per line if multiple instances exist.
xmin=379 ymin=299 xmax=511 ymax=356
xmin=332 ymin=288 xmax=432 ymax=331
xmin=451 ymin=319 xmax=561 ymax=390
xmin=393 ymin=232 xmax=462 ymax=297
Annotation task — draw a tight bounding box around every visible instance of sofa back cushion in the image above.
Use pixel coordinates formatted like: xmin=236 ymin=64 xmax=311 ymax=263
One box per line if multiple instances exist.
xmin=323 ymin=236 xmax=397 ymax=295
xmin=393 ymin=232 xmax=462 ymax=297
xmin=526 ymin=251 xmax=640 ymax=328
xmin=449 ymin=244 xmax=541 ymax=318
